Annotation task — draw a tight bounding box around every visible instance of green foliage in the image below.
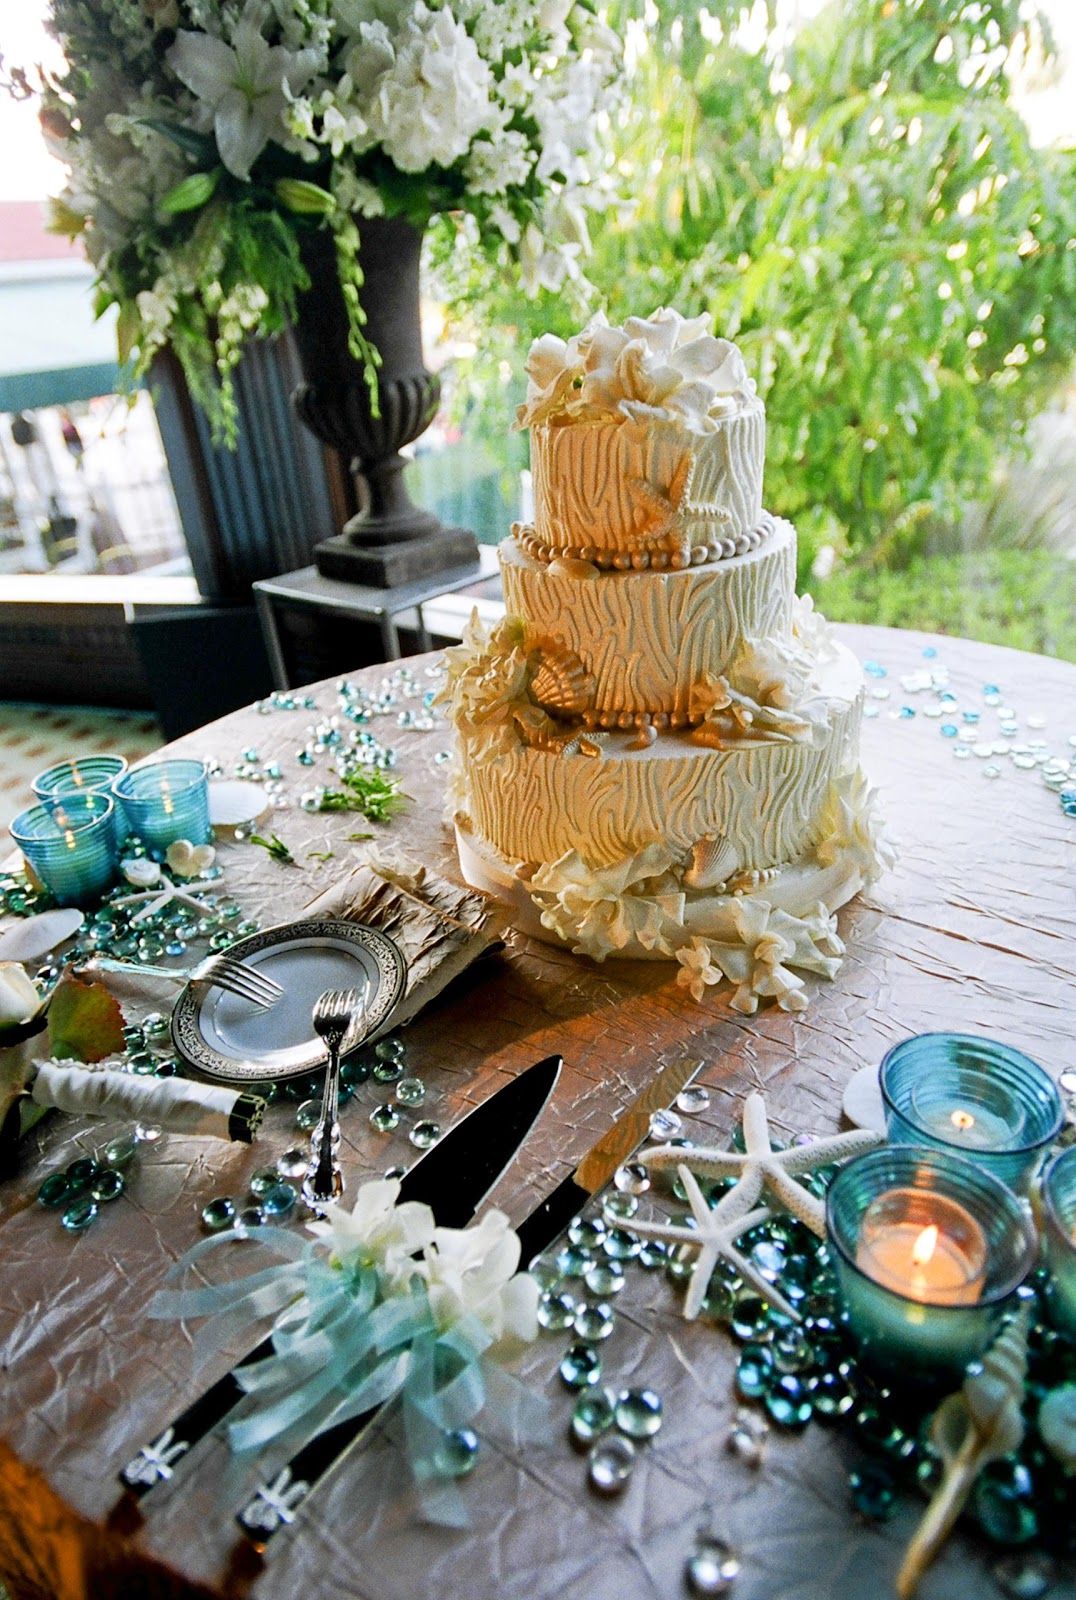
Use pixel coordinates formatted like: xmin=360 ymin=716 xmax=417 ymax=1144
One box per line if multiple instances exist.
xmin=250 ymin=832 xmax=296 ymax=865
xmin=441 ymin=0 xmax=1076 ymax=573
xmin=314 ymin=770 xmax=410 ymax=820
xmin=810 ymin=548 xmax=1076 ymax=661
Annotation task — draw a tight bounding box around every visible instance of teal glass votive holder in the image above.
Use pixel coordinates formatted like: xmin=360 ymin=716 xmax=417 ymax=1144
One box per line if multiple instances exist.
xmin=1042 ymin=1147 xmax=1076 ymax=1340
xmin=10 ymin=793 xmax=120 ymax=908
xmin=112 ymin=760 xmax=210 ymax=857
xmin=826 ymin=1146 xmax=1037 ymax=1382
xmin=880 ymin=1033 xmax=1063 ymax=1193
xmin=32 ymin=754 xmax=128 ymax=801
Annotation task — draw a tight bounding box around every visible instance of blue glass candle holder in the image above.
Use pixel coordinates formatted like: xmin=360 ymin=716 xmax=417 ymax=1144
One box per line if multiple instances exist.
xmin=10 ymin=793 xmax=120 ymax=908
xmin=880 ymin=1033 xmax=1062 ymax=1193
xmin=112 ymin=760 xmax=211 ymax=858
xmin=826 ymin=1146 xmax=1036 ymax=1382
xmin=1042 ymin=1147 xmax=1076 ymax=1341
xmin=32 ymin=754 xmax=128 ymax=801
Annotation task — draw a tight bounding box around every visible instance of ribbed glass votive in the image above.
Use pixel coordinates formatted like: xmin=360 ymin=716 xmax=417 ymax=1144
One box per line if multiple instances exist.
xmin=112 ymin=760 xmax=210 ymax=858
xmin=1042 ymin=1147 xmax=1076 ymax=1340
xmin=880 ymin=1033 xmax=1062 ymax=1193
xmin=10 ymin=793 xmax=120 ymax=908
xmin=32 ymin=754 xmax=129 ymax=801
xmin=826 ymin=1146 xmax=1036 ymax=1381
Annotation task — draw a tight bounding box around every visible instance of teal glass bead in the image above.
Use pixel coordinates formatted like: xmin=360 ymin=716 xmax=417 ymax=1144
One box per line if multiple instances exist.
xmin=764 ymin=1374 xmax=813 ymax=1429
xmin=236 ymin=1205 xmax=266 ymax=1230
xmin=811 ymin=1370 xmax=854 ymax=1419
xmin=375 ymin=1037 xmax=405 ymax=1063
xmin=296 ymin=1099 xmax=322 ymax=1130
xmin=973 ymin=1462 xmax=1038 ymax=1545
xmin=61 ymin=1196 xmax=98 ymax=1231
xmin=249 ymin=1166 xmax=283 ymax=1197
xmin=65 ymin=1158 xmax=99 ymax=1190
xmin=201 ymin=1197 xmax=237 ymax=1233
xmin=750 ymin=1239 xmax=786 ymax=1279
xmin=154 ymin=1058 xmax=179 ymax=1078
xmin=637 ymin=1239 xmax=668 ymax=1270
xmin=772 ymin=1328 xmax=812 ymax=1373
xmin=556 ymin=1244 xmax=591 ymax=1278
xmin=372 ymin=1058 xmax=404 ymax=1083
xmin=573 ymin=1302 xmax=615 ymax=1342
xmin=587 ymin=1434 xmax=636 ymax=1495
xmin=128 ymin=1052 xmax=158 ymax=1076
xmin=701 ymin=1278 xmax=736 ymax=1323
xmin=261 ymin=1184 xmax=297 ymax=1219
xmin=142 ymin=1013 xmax=169 ymax=1037
xmin=568 ymin=1216 xmax=607 ymax=1250
xmin=736 ymin=1344 xmax=775 ymax=1400
xmin=602 ymin=1227 xmax=641 ymax=1261
xmin=370 ymin=1104 xmax=400 ymax=1133
xmin=570 ymin=1386 xmax=618 ymax=1445
xmin=537 ymin=1291 xmax=577 ymax=1331
xmin=583 ymin=1261 xmax=625 ymax=1297
xmin=340 ymin=1059 xmax=371 ymax=1087
xmin=395 ymin=1076 xmax=426 ymax=1106
xmin=409 ymin=1121 xmax=441 ymax=1150
xmin=529 ymin=1257 xmax=562 ymax=1292
xmin=90 ymin=1169 xmax=124 ymax=1202
xmin=38 ymin=1173 xmax=70 ymax=1208
xmin=614 ymin=1388 xmax=662 ymax=1439
xmin=603 ymin=1192 xmax=639 ymax=1221
xmin=122 ymin=1026 xmax=146 ymax=1049
xmin=209 ymin=931 xmax=235 ymax=952
xmin=559 ymin=1343 xmax=602 ymax=1389
xmin=103 ymin=1133 xmax=138 ymax=1169
xmin=849 ymin=1462 xmax=897 ymax=1520
xmin=685 ymin=1535 xmax=741 ymax=1595
xmin=433 ymin=1428 xmax=479 ymax=1478
xmin=730 ymin=1295 xmax=771 ymax=1342
xmin=277 ymin=1148 xmax=309 ymax=1179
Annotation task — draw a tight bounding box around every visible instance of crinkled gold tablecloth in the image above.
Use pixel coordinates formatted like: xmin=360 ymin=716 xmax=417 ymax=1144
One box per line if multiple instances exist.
xmin=1 ymin=624 xmax=1074 ymax=1600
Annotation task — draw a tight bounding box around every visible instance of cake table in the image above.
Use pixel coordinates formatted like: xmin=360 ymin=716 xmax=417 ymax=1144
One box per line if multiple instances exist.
xmin=0 ymin=623 xmax=1073 ymax=1600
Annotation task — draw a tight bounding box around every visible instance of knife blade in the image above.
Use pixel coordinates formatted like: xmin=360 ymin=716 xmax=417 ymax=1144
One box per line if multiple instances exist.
xmin=235 ymin=1056 xmax=703 ymax=1549
xmin=119 ymin=1053 xmax=561 ymax=1503
xmin=514 ymin=1057 xmax=704 ymax=1267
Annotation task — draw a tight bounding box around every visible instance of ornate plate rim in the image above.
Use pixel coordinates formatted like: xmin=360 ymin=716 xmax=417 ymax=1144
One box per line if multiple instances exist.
xmin=171 ymin=917 xmax=407 ymax=1084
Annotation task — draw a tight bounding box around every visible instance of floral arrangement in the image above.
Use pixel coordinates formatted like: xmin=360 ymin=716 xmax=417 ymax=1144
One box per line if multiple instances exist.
xmin=28 ymin=0 xmax=621 ymax=440
xmin=149 ymin=1178 xmax=539 ymax=1513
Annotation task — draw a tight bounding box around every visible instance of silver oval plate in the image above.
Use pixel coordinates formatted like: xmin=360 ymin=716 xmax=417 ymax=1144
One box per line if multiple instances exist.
xmin=171 ymin=918 xmax=407 ymax=1084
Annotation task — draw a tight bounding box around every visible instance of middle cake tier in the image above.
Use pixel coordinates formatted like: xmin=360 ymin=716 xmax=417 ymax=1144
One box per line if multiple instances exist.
xmin=501 ymin=513 xmax=796 ymax=721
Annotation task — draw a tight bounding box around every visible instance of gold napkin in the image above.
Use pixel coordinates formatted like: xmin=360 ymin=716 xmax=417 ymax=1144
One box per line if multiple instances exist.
xmin=303 ymin=847 xmax=503 ymax=1028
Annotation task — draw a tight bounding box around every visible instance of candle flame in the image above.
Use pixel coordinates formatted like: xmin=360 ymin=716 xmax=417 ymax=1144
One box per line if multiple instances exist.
xmin=950 ymin=1109 xmax=976 ymax=1133
xmin=63 ymin=829 xmax=77 ymax=851
xmin=911 ymin=1224 xmax=939 ymax=1268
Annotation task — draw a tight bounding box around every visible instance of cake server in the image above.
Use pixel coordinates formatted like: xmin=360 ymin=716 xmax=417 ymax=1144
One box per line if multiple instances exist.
xmin=235 ymin=1056 xmax=704 ymax=1548
xmin=118 ymin=1053 xmax=561 ymax=1503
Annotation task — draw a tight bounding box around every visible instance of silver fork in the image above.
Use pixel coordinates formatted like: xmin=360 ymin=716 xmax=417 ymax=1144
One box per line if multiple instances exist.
xmin=78 ymin=954 xmax=283 ymax=1011
xmin=302 ymin=986 xmax=366 ymax=1213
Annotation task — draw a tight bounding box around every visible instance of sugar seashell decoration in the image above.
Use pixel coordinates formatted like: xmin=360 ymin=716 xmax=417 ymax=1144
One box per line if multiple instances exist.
xmin=683 ymin=834 xmax=739 ymax=890
xmin=626 ymin=723 xmax=658 ymax=750
xmin=529 ymin=642 xmax=594 ymax=716
xmin=547 ymin=558 xmax=600 ymax=580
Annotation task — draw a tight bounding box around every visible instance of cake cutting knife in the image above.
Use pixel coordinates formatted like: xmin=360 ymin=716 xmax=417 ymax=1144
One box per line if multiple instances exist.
xmin=235 ymin=1056 xmax=704 ymax=1548
xmin=118 ymin=1053 xmax=562 ymax=1503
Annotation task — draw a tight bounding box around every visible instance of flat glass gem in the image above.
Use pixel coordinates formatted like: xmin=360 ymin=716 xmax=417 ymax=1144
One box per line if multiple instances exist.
xmin=90 ymin=1169 xmax=124 ymax=1202
xmin=613 ymin=1162 xmax=650 ymax=1195
xmin=433 ymin=1428 xmax=479 ymax=1478
xmin=249 ymin=1166 xmax=282 ymax=1197
xmin=537 ymin=1291 xmax=577 ymax=1331
xmin=236 ymin=1205 xmax=266 ymax=1231
xmin=676 ymin=1084 xmax=711 ymax=1114
xmin=296 ymin=1099 xmax=322 ymax=1131
xmin=135 ymin=1123 xmax=163 ymax=1142
xmin=736 ymin=1344 xmax=775 ymax=1399
xmin=573 ymin=1302 xmax=615 ymax=1342
xmin=143 ymin=1012 xmax=169 ymax=1037
xmin=202 ymin=1197 xmax=237 ymax=1232
xmin=603 ymin=1227 xmax=641 ymax=1261
xmin=103 ymin=1133 xmax=138 ymax=1168
xmin=849 ymin=1462 xmax=897 ymax=1520
xmin=991 ymin=1553 xmax=1058 ymax=1600
xmin=128 ymin=1051 xmax=158 ymax=1075
xmin=587 ymin=1434 xmax=636 ymax=1495
xmin=61 ymin=1196 xmax=99 ymax=1231
xmin=383 ymin=1166 xmax=407 ymax=1181
xmin=556 ymin=1244 xmax=591 ymax=1277
xmin=340 ymin=1059 xmax=371 ymax=1087
xmin=370 ymin=1104 xmax=400 ymax=1134
xmin=395 ymin=1076 xmax=426 ymax=1106
xmin=649 ymin=1108 xmax=682 ymax=1141
xmin=372 ymin=1058 xmax=404 ymax=1083
xmin=584 ymin=1261 xmax=625 ymax=1296
xmin=764 ymin=1375 xmax=813 ymax=1429
xmin=568 ymin=1216 xmax=607 ymax=1249
xmin=38 ymin=1174 xmax=70 ymax=1208
xmin=560 ymin=1343 xmax=603 ymax=1389
xmin=615 ymin=1388 xmax=662 ymax=1439
xmin=603 ymin=1193 xmax=640 ymax=1221
xmin=409 ymin=1121 xmax=441 ymax=1150
xmin=730 ymin=1296 xmax=771 ymax=1342
xmin=375 ymin=1037 xmax=405 ymax=1063
xmin=65 ymin=1158 xmax=99 ymax=1189
xmin=728 ymin=1408 xmax=768 ymax=1467
xmin=261 ymin=1184 xmax=297 ymax=1218
xmin=570 ymin=1386 xmax=618 ymax=1444
xmin=638 ymin=1240 xmax=668 ymax=1269
xmin=686 ymin=1536 xmax=741 ymax=1595
xmin=277 ymin=1148 xmax=309 ymax=1179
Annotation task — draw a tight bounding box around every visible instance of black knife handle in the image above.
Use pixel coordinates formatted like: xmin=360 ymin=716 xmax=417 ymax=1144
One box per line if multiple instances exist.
xmin=118 ymin=1334 xmax=273 ymax=1498
xmin=237 ymin=1408 xmax=378 ymax=1547
xmin=515 ymin=1175 xmax=589 ymax=1268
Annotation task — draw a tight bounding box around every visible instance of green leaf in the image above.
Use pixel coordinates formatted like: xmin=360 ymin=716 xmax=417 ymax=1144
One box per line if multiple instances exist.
xmin=47 ymin=975 xmax=125 ymax=1064
xmin=140 ymin=118 xmax=217 ymax=162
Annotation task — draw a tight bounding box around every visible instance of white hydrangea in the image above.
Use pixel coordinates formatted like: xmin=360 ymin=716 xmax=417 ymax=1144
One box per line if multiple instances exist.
xmin=362 ymin=5 xmax=497 ymax=174
xmin=464 ymin=131 xmax=534 ymax=196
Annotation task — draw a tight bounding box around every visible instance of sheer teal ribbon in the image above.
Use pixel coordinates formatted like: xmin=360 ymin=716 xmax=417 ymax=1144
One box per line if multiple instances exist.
xmin=146 ymin=1225 xmax=517 ymax=1523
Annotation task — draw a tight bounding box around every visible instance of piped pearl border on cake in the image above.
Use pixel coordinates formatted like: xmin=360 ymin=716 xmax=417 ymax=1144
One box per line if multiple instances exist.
xmin=513 ymin=511 xmax=774 ymax=571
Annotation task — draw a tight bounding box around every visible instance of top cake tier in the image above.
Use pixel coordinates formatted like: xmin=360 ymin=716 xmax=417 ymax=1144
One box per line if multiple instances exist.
xmin=517 ymin=307 xmax=764 ymax=566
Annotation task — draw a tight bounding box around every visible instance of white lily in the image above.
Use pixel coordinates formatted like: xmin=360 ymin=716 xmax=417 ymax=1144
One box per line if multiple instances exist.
xmin=168 ymin=2 xmax=323 ymax=180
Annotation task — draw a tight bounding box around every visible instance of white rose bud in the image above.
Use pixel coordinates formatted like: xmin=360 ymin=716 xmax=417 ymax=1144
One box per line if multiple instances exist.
xmin=0 ymin=963 xmax=43 ymax=1039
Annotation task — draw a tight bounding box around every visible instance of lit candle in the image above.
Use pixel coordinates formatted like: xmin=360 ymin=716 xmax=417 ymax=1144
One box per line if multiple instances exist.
xmin=909 ymin=1074 xmax=1026 ymax=1153
xmin=112 ymin=760 xmax=210 ymax=858
xmin=856 ymin=1189 xmax=987 ymax=1306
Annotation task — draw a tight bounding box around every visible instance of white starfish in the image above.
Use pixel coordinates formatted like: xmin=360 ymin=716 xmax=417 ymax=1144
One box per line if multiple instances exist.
xmin=113 ymin=882 xmax=214 ymax=925
xmin=615 ymin=1165 xmax=798 ymax=1322
xmin=640 ymin=1091 xmax=882 ymax=1240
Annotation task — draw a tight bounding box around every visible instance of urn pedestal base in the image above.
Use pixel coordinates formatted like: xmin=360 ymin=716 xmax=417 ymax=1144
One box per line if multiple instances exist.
xmin=314 ymin=525 xmax=480 ymax=587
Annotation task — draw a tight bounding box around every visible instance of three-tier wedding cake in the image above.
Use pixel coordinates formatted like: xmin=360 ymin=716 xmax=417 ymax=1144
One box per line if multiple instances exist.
xmin=440 ymin=309 xmax=892 ymax=1013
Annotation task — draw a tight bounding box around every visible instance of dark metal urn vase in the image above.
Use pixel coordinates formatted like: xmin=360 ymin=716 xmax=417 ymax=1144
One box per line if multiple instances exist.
xmin=292 ymin=215 xmax=479 ymax=587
